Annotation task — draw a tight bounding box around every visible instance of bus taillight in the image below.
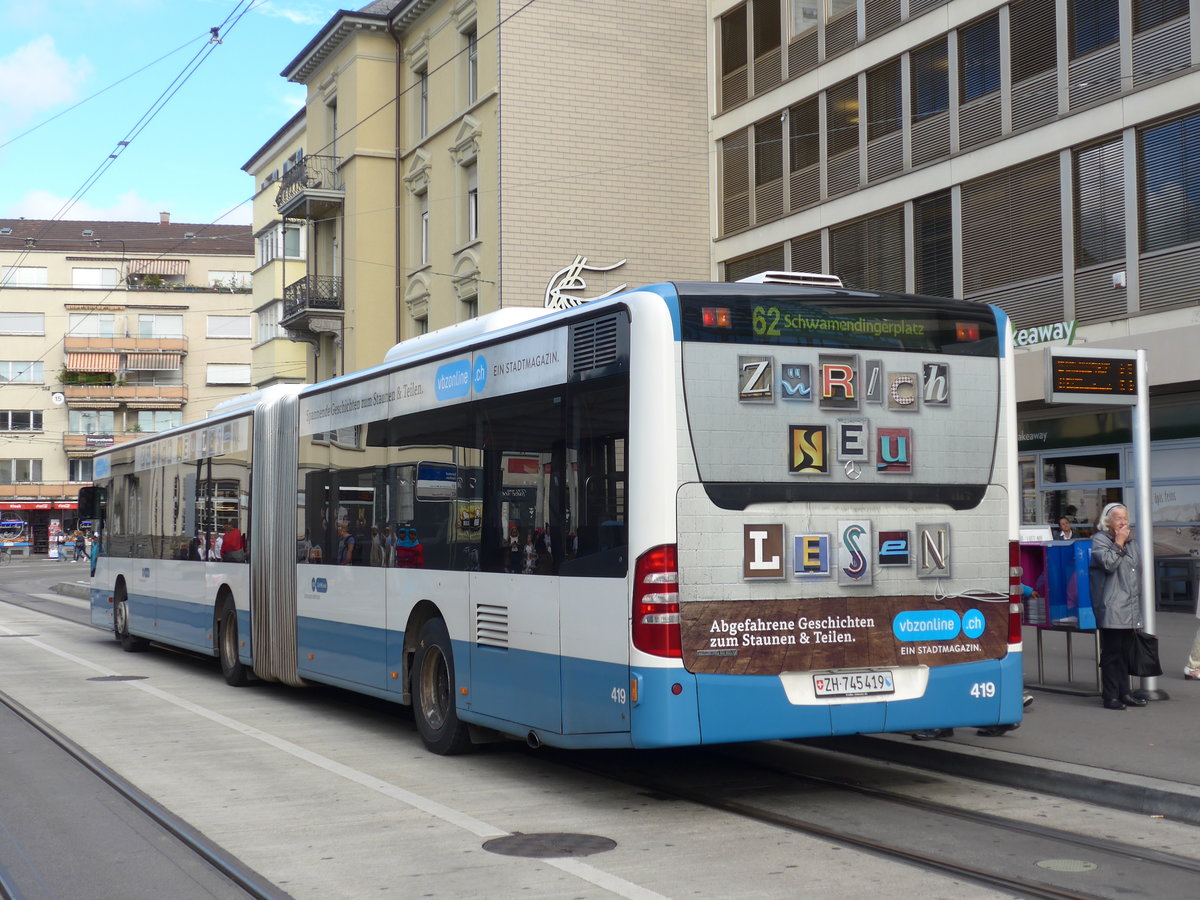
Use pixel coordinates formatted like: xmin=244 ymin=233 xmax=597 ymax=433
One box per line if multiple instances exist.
xmin=633 ymin=544 xmax=682 ymax=658
xmin=702 ymin=307 xmax=732 ymax=328
xmin=1008 ymin=540 xmax=1023 ymax=645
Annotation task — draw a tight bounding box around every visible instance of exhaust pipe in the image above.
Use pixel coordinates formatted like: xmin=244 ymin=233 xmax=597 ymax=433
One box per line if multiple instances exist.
xmin=526 ymin=731 xmax=542 ymax=749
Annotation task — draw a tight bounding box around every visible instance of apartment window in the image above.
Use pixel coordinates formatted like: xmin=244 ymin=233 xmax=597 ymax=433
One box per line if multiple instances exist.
xmin=465 ymin=29 xmax=478 ymax=104
xmin=0 ymin=361 xmax=43 ymax=383
xmin=829 ymin=209 xmax=905 ymax=292
xmin=866 ymin=59 xmax=902 ymax=140
xmin=0 ymin=267 xmax=48 ymax=287
xmin=826 ymin=79 xmax=859 ymax=156
xmin=258 ymin=301 xmax=282 ymax=344
xmin=466 ymin=163 xmax=479 ymax=241
xmin=137 ymin=410 xmax=182 ymax=432
xmin=788 ymin=0 xmax=818 ymax=38
xmin=69 ymin=312 xmax=115 ymax=337
xmin=1135 ymin=0 xmax=1187 ymax=31
xmin=257 ymin=223 xmax=303 ymax=265
xmin=420 ymin=195 xmax=430 ymax=265
xmin=911 ymin=39 xmax=949 ymax=121
xmin=69 ymin=410 xmax=114 ymax=434
xmin=1140 ymin=112 xmax=1200 ymax=252
xmin=207 ymin=363 xmax=252 ymax=385
xmin=69 ymin=458 xmax=94 ymax=483
xmin=0 ymin=312 xmax=44 ymax=335
xmin=1011 ymin=0 xmax=1058 ymax=82
xmin=0 ymin=411 xmax=42 ymax=431
xmin=72 ymin=267 xmax=119 ymax=289
xmin=138 ymin=314 xmax=183 ymax=338
xmin=1071 ymin=0 xmax=1119 ymax=57
xmin=960 ymin=14 xmax=1001 ymax=102
xmin=1075 ymin=139 xmax=1126 ymax=265
xmin=914 ymin=191 xmax=954 ymax=298
xmin=207 ymin=315 xmax=252 ymax=339
xmin=418 ymin=69 xmax=429 ymax=137
xmin=414 ymin=315 xmax=429 ymax=336
xmin=0 ymin=459 xmax=42 ymax=484
xmin=461 ymin=296 xmax=478 ymax=322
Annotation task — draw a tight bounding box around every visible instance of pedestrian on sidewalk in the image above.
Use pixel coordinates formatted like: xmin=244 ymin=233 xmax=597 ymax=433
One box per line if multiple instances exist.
xmin=1184 ymin=621 xmax=1200 ymax=681
xmin=1090 ymin=502 xmax=1148 ymax=710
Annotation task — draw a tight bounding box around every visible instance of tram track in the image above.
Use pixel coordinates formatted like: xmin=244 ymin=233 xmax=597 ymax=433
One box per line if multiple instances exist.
xmin=555 ymin=741 xmax=1200 ymax=900
xmin=0 ymin=689 xmax=287 ymax=900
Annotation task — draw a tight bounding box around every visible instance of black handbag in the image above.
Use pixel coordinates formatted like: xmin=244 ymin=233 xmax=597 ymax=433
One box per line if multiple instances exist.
xmin=1127 ymin=631 xmax=1163 ymax=677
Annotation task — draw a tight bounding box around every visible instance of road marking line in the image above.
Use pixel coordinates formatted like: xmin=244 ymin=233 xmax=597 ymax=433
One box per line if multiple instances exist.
xmin=0 ymin=621 xmax=670 ymax=900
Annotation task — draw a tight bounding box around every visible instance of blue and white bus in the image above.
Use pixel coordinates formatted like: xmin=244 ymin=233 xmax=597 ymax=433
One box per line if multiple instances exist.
xmin=80 ymin=274 xmax=1022 ymax=753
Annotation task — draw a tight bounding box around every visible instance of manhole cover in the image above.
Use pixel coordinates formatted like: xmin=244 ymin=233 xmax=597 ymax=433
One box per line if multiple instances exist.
xmin=1036 ymin=859 xmax=1098 ymax=872
xmin=86 ymin=675 xmax=149 ymax=682
xmin=483 ymin=833 xmax=617 ymax=858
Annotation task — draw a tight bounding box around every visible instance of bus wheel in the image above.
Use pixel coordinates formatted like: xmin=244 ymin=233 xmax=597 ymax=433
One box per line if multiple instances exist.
xmin=412 ymin=618 xmax=472 ymax=755
xmin=218 ymin=599 xmax=250 ymax=686
xmin=113 ymin=587 xmax=148 ymax=652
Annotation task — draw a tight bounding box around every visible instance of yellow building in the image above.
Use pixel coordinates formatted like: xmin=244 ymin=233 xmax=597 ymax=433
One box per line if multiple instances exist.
xmin=247 ymin=0 xmax=712 ymax=384
xmin=0 ymin=216 xmax=254 ymax=553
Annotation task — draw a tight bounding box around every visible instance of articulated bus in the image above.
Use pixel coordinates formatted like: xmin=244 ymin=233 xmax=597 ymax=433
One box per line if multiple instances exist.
xmin=80 ymin=274 xmax=1022 ymax=753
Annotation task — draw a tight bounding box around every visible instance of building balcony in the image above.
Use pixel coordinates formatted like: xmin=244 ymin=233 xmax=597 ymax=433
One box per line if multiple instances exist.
xmin=64 ymin=336 xmax=188 ymax=353
xmin=281 ymin=275 xmax=344 ymax=347
xmin=276 ymin=155 xmax=344 ymax=219
xmin=62 ymin=384 xmax=188 ymax=405
xmin=61 ymin=432 xmax=145 ymax=452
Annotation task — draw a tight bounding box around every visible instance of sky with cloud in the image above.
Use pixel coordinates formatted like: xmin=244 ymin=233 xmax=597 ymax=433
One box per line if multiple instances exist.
xmin=0 ymin=0 xmax=343 ymax=226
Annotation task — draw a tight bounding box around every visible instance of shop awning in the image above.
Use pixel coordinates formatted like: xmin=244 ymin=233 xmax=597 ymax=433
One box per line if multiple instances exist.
xmin=126 ymin=352 xmax=182 ymax=371
xmin=65 ymin=352 xmax=119 ymax=373
xmin=128 ymin=258 xmax=188 ymax=276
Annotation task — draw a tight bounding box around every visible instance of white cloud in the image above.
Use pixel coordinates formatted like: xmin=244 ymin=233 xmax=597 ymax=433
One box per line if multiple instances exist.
xmin=0 ymin=35 xmax=93 ymax=121
xmin=254 ymin=1 xmax=338 ymax=27
xmin=7 ymin=189 xmax=164 ymax=222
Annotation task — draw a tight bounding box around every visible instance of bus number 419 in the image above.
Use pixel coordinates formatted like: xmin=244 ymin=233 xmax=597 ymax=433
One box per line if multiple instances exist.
xmin=970 ymin=681 xmax=997 ymax=699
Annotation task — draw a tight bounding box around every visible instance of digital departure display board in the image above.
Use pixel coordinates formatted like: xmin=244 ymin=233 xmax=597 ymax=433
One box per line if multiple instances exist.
xmin=1045 ymin=348 xmax=1139 ymax=405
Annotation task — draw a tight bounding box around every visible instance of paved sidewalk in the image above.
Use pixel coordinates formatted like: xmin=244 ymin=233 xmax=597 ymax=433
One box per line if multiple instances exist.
xmin=834 ymin=611 xmax=1200 ymax=824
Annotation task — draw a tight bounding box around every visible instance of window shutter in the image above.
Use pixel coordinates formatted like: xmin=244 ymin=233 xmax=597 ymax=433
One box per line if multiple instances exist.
xmin=914 ymin=191 xmax=954 ymax=297
xmin=962 ymin=156 xmax=1062 ymax=294
xmin=721 ymin=129 xmax=751 ymax=234
xmin=829 ymin=208 xmax=905 ymax=292
xmin=725 ymin=245 xmax=786 ymax=282
xmin=1074 ymin=139 xmax=1125 ymax=265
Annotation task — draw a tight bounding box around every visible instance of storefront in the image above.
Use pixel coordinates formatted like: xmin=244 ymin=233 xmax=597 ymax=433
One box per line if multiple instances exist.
xmin=0 ymin=502 xmax=79 ymax=557
xmin=1017 ymin=398 xmax=1200 ymax=613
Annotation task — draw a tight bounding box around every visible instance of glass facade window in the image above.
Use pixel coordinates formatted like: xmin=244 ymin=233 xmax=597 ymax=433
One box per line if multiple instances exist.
xmin=0 ymin=410 xmax=42 ymax=431
xmin=1042 ymin=452 xmax=1121 ymax=483
xmin=959 ymin=15 xmax=1001 ymax=102
xmin=69 ymin=410 xmax=115 ymax=435
xmin=911 ymin=40 xmax=950 ymax=121
xmin=1140 ymin=112 xmax=1200 ymax=252
xmin=0 ymin=459 xmax=43 ymax=484
xmin=1071 ymin=0 xmax=1119 ymax=58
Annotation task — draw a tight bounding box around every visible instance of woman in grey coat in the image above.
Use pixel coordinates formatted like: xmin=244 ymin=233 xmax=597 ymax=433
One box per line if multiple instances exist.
xmin=1090 ymin=502 xmax=1147 ymax=709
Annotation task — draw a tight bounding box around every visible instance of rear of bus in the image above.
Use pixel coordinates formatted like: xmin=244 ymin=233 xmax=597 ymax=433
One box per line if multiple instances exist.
xmin=631 ymin=280 xmax=1020 ymax=746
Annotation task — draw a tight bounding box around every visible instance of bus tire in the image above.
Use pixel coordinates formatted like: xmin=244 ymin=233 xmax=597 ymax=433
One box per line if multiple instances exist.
xmin=218 ymin=598 xmax=250 ymax=686
xmin=113 ymin=586 xmax=148 ymax=652
xmin=412 ymin=618 xmax=472 ymax=755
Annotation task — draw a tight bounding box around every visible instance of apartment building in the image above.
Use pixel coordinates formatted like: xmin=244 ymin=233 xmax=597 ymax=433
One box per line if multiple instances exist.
xmin=244 ymin=0 xmax=712 ymax=384
xmin=0 ymin=217 xmax=254 ymax=553
xmin=712 ymin=0 xmax=1200 ymax=594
